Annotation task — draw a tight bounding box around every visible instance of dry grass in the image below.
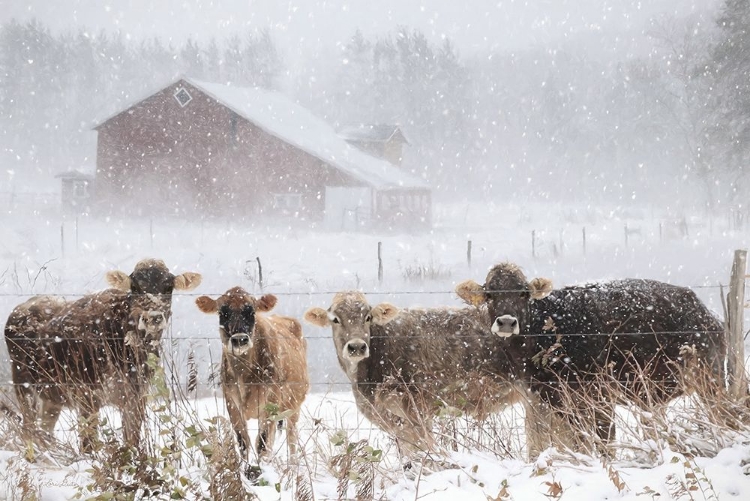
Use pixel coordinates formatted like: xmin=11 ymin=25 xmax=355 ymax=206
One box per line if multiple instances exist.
xmin=1 ymin=346 xmax=749 ymax=499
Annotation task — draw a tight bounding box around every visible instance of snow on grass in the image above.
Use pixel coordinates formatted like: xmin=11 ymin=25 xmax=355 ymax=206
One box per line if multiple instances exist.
xmin=0 ymin=200 xmax=749 ymax=499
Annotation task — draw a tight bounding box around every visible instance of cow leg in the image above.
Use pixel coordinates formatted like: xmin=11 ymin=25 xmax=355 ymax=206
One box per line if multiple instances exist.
xmin=77 ymin=405 xmax=101 ymax=454
xmin=225 ymin=396 xmax=250 ymax=462
xmin=256 ymin=414 xmax=277 ymax=459
xmin=285 ymin=410 xmax=301 ymax=457
xmin=593 ymin=406 xmax=616 ymax=456
xmin=523 ymin=393 xmax=553 ymax=459
xmin=523 ymin=393 xmax=583 ymax=457
xmin=121 ymin=396 xmax=146 ymax=450
xmin=15 ymin=385 xmax=38 ymax=433
xmin=39 ymin=399 xmax=64 ymax=435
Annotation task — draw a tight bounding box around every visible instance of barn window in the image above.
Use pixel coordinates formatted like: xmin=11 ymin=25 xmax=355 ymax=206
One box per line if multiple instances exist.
xmin=173 ymin=87 xmax=193 ymax=107
xmin=273 ymin=193 xmax=302 ymax=211
xmin=73 ymin=181 xmax=88 ymax=199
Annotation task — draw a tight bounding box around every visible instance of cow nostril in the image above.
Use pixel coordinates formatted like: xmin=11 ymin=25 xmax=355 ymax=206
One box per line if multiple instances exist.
xmin=347 ymin=342 xmax=367 ymax=356
xmin=511 ymin=319 xmax=518 ymax=327
xmin=232 ymin=335 xmax=250 ymax=347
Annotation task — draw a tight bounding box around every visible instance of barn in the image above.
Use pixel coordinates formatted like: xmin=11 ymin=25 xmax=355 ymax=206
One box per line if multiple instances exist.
xmin=93 ymin=78 xmax=431 ymax=229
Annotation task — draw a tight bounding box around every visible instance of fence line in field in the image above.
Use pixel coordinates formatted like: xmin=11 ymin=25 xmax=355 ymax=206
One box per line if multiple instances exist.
xmin=0 ymin=283 xmax=734 ymax=298
xmin=0 ymin=329 xmax=728 ymax=343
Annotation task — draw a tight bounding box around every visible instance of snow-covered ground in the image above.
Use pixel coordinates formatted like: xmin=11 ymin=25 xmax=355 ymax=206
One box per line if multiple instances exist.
xmin=1 ymin=200 xmax=749 ymax=499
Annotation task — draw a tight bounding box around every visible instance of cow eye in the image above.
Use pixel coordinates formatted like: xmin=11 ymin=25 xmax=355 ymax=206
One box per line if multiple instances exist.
xmin=365 ymin=314 xmax=372 ymax=323
xmin=332 ymin=317 xmax=340 ymax=324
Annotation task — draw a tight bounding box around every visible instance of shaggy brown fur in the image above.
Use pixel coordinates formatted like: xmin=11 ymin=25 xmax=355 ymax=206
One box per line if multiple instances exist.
xmin=305 ymin=292 xmax=520 ymax=453
xmin=4 ymin=258 xmax=202 ymax=452
xmin=5 ymin=290 xmax=168 ymax=452
xmin=196 ymin=287 xmax=309 ymax=462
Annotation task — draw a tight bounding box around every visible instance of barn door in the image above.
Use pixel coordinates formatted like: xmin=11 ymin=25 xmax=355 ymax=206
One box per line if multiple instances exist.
xmin=324 ymin=187 xmax=372 ymax=231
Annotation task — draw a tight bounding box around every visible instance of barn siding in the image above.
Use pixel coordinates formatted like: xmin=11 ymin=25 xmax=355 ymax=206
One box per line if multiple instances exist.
xmin=95 ymin=81 xmax=365 ymax=220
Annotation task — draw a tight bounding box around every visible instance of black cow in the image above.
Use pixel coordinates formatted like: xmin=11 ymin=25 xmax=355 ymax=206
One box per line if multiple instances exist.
xmin=456 ymin=262 xmax=726 ymax=455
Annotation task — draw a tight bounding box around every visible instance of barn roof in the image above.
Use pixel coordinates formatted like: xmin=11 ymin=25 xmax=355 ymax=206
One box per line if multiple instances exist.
xmin=184 ymin=79 xmax=428 ymax=190
xmin=339 ymin=124 xmax=410 ymax=145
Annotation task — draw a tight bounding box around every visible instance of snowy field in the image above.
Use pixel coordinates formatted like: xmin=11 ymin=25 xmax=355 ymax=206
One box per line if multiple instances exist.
xmin=1 ymin=200 xmax=750 ymax=499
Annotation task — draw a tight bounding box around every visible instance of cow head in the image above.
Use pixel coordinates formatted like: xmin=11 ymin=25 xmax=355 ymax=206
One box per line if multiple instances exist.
xmin=304 ymin=292 xmax=397 ymax=367
xmin=126 ymin=293 xmax=169 ymax=351
xmin=456 ymin=263 xmax=553 ymax=337
xmin=195 ymin=287 xmax=277 ymax=357
xmin=106 ymin=259 xmax=202 ymax=305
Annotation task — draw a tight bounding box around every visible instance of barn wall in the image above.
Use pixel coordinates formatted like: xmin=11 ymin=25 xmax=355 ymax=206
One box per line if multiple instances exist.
xmin=95 ymin=82 xmax=235 ymax=216
xmin=95 ymin=80 xmax=365 ymax=220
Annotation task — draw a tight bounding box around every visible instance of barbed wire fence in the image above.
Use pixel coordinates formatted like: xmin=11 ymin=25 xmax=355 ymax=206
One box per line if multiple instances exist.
xmin=0 ymin=250 xmax=746 ymax=456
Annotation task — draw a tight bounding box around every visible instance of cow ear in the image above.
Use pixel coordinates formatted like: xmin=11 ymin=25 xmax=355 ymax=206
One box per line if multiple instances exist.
xmin=455 ymin=280 xmax=486 ymax=306
xmin=195 ymin=296 xmax=218 ymax=313
xmin=371 ymin=303 xmax=399 ymax=325
xmin=174 ymin=272 xmax=202 ymax=291
xmin=529 ymin=277 xmax=553 ymax=300
xmin=303 ymin=308 xmax=331 ymax=327
xmin=106 ymin=270 xmax=131 ymax=291
xmin=256 ymin=294 xmax=277 ymax=312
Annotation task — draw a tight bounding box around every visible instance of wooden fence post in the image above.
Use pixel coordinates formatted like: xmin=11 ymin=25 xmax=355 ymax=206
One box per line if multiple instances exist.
xmin=256 ymin=256 xmax=263 ymax=290
xmin=467 ymin=240 xmax=472 ymax=267
xmin=75 ymin=217 xmax=79 ymax=254
xmin=60 ymin=223 xmax=64 ymax=258
xmin=150 ymin=218 xmax=154 ymax=250
xmin=726 ymin=249 xmax=748 ymax=400
xmin=582 ymin=227 xmax=586 ymax=255
xmin=377 ymin=242 xmax=383 ymax=284
xmin=531 ymin=230 xmax=536 ymax=258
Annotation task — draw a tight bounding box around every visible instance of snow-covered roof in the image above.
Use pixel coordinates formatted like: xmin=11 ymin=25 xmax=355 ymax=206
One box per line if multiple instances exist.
xmin=55 ymin=169 xmax=94 ymax=180
xmin=184 ymin=78 xmax=428 ymax=190
xmin=339 ymin=124 xmax=410 ymax=145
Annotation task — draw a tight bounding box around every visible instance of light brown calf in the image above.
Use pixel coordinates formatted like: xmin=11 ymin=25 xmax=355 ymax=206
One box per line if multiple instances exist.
xmin=196 ymin=287 xmax=309 ymax=462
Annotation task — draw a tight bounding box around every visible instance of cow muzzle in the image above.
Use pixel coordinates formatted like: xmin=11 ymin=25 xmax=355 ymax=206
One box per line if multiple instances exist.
xmin=230 ymin=333 xmax=252 ymax=355
xmin=492 ymin=315 xmax=519 ymax=337
xmin=343 ymin=339 xmax=369 ymax=362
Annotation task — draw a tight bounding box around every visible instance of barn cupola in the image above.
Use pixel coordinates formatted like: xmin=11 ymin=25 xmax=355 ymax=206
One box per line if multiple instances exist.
xmin=338 ymin=124 xmax=409 ymax=166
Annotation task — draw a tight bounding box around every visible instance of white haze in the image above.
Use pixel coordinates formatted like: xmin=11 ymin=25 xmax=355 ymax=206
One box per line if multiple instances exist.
xmin=2 ymin=1 xmax=750 ymax=498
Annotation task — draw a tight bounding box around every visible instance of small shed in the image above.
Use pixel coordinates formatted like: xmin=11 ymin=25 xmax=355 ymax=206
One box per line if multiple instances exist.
xmin=339 ymin=124 xmax=410 ymax=166
xmin=55 ymin=170 xmax=93 ymax=214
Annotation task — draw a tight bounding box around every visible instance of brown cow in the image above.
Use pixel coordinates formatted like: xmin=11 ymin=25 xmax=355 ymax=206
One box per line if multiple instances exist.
xmin=196 ymin=287 xmax=309 ymax=463
xmin=4 ymin=258 xmax=202 ymax=451
xmin=304 ymin=292 xmax=520 ymax=454
xmin=5 ymin=290 xmax=168 ymax=452
xmin=456 ymin=262 xmax=727 ymax=455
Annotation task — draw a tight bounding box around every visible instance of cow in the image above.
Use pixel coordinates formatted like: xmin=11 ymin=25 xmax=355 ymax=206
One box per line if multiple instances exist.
xmin=456 ymin=262 xmax=727 ymax=456
xmin=4 ymin=258 xmax=202 ymax=451
xmin=5 ymin=290 xmax=168 ymax=452
xmin=195 ymin=287 xmax=309 ymax=464
xmin=304 ymin=292 xmax=521 ymax=455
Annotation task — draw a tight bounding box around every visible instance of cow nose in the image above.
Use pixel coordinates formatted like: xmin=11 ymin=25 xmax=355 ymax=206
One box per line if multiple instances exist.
xmin=345 ymin=340 xmax=369 ymax=359
xmin=151 ymin=312 xmax=166 ymax=326
xmin=231 ymin=334 xmax=251 ymax=348
xmin=492 ymin=315 xmax=520 ymax=337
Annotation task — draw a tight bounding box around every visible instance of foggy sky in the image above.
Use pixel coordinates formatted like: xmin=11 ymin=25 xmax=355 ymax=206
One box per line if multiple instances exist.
xmin=3 ymin=0 xmax=720 ymax=62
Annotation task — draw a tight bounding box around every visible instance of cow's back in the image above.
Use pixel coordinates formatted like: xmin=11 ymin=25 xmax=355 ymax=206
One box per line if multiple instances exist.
xmin=5 ymin=295 xmax=70 ymax=390
xmin=359 ymin=306 xmax=517 ymax=416
xmin=526 ymin=279 xmax=725 ymax=404
xmin=37 ymin=289 xmax=131 ymax=386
